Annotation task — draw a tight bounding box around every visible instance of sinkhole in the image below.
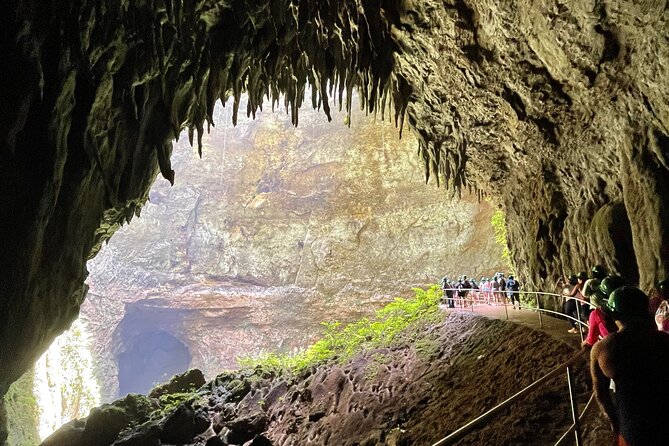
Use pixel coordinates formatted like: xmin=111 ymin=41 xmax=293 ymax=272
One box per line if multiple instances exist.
xmin=15 ymin=94 xmax=506 ymax=442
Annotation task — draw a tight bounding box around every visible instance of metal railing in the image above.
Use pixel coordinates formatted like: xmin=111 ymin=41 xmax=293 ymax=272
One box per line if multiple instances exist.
xmin=441 ymin=288 xmax=595 ymax=343
xmin=433 ymin=288 xmax=597 ymax=446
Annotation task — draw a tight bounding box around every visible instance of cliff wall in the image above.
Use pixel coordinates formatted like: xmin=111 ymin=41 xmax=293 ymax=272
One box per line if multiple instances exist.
xmin=83 ymin=99 xmax=505 ymax=400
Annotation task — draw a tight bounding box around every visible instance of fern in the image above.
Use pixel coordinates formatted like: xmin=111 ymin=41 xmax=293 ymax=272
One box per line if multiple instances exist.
xmin=237 ymin=285 xmax=443 ymax=373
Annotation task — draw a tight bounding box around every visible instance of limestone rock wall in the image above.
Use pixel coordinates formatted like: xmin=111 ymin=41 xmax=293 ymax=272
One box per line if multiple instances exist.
xmin=394 ymin=0 xmax=669 ymax=287
xmin=1 ymin=0 xmax=668 ymax=419
xmin=83 ymin=99 xmax=505 ymax=400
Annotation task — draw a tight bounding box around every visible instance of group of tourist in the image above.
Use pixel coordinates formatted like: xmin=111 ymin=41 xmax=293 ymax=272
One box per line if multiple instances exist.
xmin=442 ymin=264 xmax=669 ymax=445
xmin=440 ymin=272 xmax=521 ymax=309
xmin=559 ymin=265 xmax=669 ymax=339
xmin=557 ymin=265 xmax=669 ymax=446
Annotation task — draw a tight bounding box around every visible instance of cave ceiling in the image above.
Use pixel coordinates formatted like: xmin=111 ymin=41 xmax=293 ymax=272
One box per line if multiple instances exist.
xmin=0 ymin=0 xmax=668 ymax=415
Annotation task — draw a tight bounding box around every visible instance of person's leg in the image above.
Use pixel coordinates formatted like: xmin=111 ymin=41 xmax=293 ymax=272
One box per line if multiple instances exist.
xmin=579 ymin=302 xmax=590 ymax=329
xmin=565 ymin=299 xmax=578 ymax=332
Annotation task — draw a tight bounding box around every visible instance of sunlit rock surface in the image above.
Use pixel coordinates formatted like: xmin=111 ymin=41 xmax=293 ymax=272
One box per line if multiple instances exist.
xmin=83 ymin=101 xmax=505 ymax=400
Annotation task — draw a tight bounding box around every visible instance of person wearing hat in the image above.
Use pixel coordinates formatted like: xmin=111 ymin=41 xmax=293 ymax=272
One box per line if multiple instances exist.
xmin=563 ymin=273 xmax=587 ymax=333
xmin=581 ymin=279 xmax=617 ymax=347
xmin=591 ymin=286 xmax=669 ymax=446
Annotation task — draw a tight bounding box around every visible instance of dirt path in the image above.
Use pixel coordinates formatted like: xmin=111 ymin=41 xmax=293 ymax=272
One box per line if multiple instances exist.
xmin=445 ymin=302 xmax=612 ymax=446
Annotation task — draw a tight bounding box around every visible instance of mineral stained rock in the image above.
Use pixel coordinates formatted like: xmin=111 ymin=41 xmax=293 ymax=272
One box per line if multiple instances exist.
xmin=1 ymin=0 xmax=668 ymax=418
xmin=83 ymin=99 xmax=505 ymax=400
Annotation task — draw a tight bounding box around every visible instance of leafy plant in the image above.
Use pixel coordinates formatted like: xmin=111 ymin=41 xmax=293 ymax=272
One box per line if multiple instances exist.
xmin=491 ymin=208 xmax=513 ymax=270
xmin=238 ymin=285 xmax=444 ymax=374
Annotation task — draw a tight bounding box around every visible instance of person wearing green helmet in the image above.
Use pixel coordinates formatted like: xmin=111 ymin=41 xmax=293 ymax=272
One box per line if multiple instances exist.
xmin=597 ymin=275 xmax=626 ymax=300
xmin=586 ymin=265 xmax=608 ymax=305
xmin=591 ymin=286 xmax=669 ymax=446
xmin=581 ymin=280 xmax=617 ymax=347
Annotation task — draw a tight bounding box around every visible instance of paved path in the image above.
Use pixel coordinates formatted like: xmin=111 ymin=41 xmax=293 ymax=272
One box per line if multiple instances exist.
xmin=443 ymin=302 xmax=585 ymax=348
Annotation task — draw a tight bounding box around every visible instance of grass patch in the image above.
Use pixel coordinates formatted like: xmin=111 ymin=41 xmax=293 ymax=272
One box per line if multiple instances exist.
xmin=238 ymin=285 xmax=444 ymax=374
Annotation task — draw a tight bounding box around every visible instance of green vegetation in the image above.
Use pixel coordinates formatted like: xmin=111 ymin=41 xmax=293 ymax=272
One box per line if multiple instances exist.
xmin=238 ymin=285 xmax=444 ymax=373
xmin=491 ymin=208 xmax=513 ymax=270
xmin=4 ymin=369 xmax=40 ymax=446
xmin=59 ymin=321 xmax=101 ymax=421
xmin=150 ymin=392 xmax=200 ymax=419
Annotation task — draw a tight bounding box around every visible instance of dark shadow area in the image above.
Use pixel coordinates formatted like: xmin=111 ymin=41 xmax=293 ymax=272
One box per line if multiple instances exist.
xmin=117 ymin=329 xmax=191 ymax=396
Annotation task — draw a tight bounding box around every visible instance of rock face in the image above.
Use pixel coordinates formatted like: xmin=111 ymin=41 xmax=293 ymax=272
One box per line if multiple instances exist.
xmin=393 ymin=0 xmax=669 ymax=289
xmin=1 ymin=0 xmax=668 ymax=421
xmin=83 ymin=99 xmax=505 ymax=400
xmin=41 ymin=312 xmax=607 ymax=446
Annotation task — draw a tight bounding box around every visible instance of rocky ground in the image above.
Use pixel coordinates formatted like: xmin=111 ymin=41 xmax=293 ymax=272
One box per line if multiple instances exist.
xmin=41 ymin=312 xmax=609 ymax=446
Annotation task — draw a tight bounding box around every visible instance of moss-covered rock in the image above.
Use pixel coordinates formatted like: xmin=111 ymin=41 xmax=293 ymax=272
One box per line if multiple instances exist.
xmin=149 ymin=369 xmax=206 ymax=399
xmin=41 ymin=394 xmax=158 ymax=446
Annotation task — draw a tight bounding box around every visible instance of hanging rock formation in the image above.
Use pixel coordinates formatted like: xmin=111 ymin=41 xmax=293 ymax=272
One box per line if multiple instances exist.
xmin=1 ymin=0 xmax=668 ymax=435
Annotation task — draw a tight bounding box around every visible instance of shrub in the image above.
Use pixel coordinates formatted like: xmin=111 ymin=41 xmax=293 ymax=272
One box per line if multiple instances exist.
xmin=238 ymin=285 xmax=444 ymax=373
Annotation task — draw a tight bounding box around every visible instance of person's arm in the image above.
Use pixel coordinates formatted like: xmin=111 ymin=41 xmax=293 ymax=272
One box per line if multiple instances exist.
xmin=564 ymin=284 xmax=579 ymax=297
xmin=583 ymin=311 xmax=599 ymax=346
xmin=590 ymin=341 xmax=619 ymax=440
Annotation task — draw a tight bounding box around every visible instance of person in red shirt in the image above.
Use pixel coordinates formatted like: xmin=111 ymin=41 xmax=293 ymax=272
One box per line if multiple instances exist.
xmin=582 ymin=279 xmax=618 ymax=347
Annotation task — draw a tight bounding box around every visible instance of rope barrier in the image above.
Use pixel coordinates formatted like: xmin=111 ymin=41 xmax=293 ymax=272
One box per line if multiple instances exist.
xmin=431 ymin=287 xmax=597 ymax=446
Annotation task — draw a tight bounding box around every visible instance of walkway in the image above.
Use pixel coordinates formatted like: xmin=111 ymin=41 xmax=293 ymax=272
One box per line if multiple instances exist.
xmin=435 ymin=299 xmax=611 ymax=446
xmin=443 ymin=303 xmax=583 ymax=348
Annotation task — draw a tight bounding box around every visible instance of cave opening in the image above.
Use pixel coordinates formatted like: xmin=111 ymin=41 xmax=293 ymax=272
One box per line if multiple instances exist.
xmin=117 ymin=329 xmax=192 ymax=397
xmin=9 ymin=87 xmax=511 ymax=438
xmin=3 ymin=1 xmax=669 ymax=445
xmin=76 ymin=95 xmax=507 ymax=408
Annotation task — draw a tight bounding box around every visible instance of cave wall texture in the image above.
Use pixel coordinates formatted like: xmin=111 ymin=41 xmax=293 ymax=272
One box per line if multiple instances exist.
xmin=0 ymin=0 xmax=668 ymax=435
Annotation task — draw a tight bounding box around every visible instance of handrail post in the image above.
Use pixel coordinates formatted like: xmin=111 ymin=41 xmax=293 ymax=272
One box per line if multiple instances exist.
xmin=575 ymin=302 xmax=584 ymax=343
xmin=536 ymin=293 xmax=543 ymax=329
xmin=566 ymin=366 xmax=582 ymax=446
xmin=504 ymin=300 xmax=509 ymax=320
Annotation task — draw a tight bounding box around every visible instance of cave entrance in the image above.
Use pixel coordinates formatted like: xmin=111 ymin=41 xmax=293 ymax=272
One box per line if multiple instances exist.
xmin=117 ymin=329 xmax=191 ymax=396
xmin=83 ymin=94 xmax=506 ymax=402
